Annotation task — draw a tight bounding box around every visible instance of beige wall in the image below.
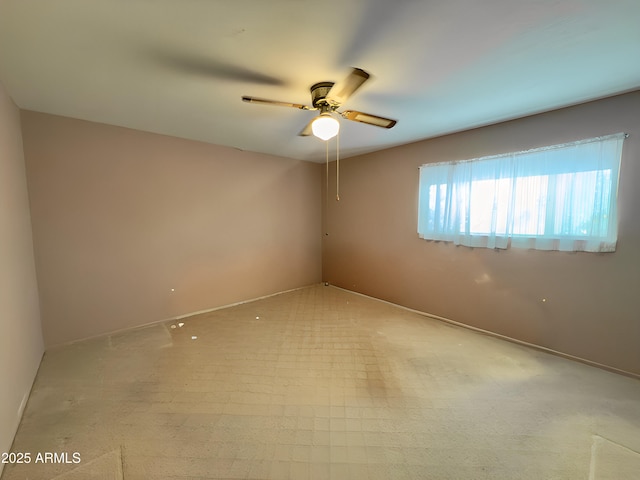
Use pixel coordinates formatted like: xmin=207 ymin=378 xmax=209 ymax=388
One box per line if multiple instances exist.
xmin=0 ymin=84 xmax=43 ymax=472
xmin=323 ymin=91 xmax=640 ymax=376
xmin=22 ymin=112 xmax=322 ymax=347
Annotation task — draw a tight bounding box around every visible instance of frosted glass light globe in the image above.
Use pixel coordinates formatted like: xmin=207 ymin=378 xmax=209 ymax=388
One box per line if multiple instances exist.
xmin=312 ymin=115 xmax=339 ymax=141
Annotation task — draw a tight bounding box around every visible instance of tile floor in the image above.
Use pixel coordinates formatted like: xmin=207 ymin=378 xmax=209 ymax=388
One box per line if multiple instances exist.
xmin=3 ymin=285 xmax=640 ymax=479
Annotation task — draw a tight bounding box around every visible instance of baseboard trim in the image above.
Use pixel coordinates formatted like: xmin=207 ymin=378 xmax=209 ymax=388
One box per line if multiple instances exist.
xmin=172 ymin=284 xmax=315 ymax=320
xmin=1 ymin=349 xmax=45 ymax=478
xmin=47 ymin=284 xmax=319 ymax=350
xmin=330 ymin=285 xmax=640 ymax=381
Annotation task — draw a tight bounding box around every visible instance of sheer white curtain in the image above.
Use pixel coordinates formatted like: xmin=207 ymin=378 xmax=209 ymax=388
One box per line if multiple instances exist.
xmin=418 ymin=133 xmax=625 ymax=252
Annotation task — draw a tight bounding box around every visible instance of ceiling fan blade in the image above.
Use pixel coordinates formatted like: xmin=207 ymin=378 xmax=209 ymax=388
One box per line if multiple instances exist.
xmin=149 ymin=49 xmax=287 ymax=86
xmin=341 ymin=110 xmax=397 ymax=129
xmin=298 ymin=118 xmax=314 ymax=136
xmin=242 ymin=96 xmax=312 ymax=110
xmin=325 ymin=68 xmax=370 ymax=106
xmin=337 ymin=0 xmax=413 ymax=66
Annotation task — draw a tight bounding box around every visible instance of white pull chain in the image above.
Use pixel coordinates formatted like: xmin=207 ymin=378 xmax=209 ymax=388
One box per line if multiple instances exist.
xmin=336 ymin=131 xmax=340 ymax=201
xmin=325 ymin=139 xmax=329 ymax=210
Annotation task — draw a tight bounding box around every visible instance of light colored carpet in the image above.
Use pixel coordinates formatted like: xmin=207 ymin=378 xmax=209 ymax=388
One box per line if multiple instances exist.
xmin=589 ymin=435 xmax=640 ymax=480
xmin=51 ymin=448 xmax=123 ymax=480
xmin=3 ymin=285 xmax=640 ymax=479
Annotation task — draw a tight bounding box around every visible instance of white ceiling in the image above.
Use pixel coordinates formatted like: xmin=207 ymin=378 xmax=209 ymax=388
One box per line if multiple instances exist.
xmin=1 ymin=0 xmax=639 ymax=162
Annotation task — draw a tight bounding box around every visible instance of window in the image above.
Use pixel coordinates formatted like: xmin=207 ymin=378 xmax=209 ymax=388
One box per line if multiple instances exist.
xmin=418 ymin=133 xmax=626 ymax=252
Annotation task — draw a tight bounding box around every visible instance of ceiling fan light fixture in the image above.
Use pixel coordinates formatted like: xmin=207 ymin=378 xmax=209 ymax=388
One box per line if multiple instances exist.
xmin=311 ymin=114 xmax=339 ymax=141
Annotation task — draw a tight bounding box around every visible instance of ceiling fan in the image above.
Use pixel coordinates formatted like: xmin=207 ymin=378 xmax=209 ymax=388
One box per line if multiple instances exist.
xmin=242 ymin=67 xmax=397 ymax=140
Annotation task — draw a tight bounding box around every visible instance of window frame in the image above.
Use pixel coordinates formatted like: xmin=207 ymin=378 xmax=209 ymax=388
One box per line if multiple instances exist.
xmin=417 ymin=133 xmax=626 ymax=252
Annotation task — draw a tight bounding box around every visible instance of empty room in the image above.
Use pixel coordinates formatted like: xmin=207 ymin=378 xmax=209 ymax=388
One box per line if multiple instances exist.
xmin=1 ymin=1 xmax=640 ymax=479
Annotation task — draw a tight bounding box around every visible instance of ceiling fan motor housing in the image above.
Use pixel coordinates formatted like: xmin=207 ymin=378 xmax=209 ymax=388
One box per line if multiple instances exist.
xmin=310 ymin=82 xmax=335 ymax=108
xmin=241 ymin=68 xmax=396 ymax=133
